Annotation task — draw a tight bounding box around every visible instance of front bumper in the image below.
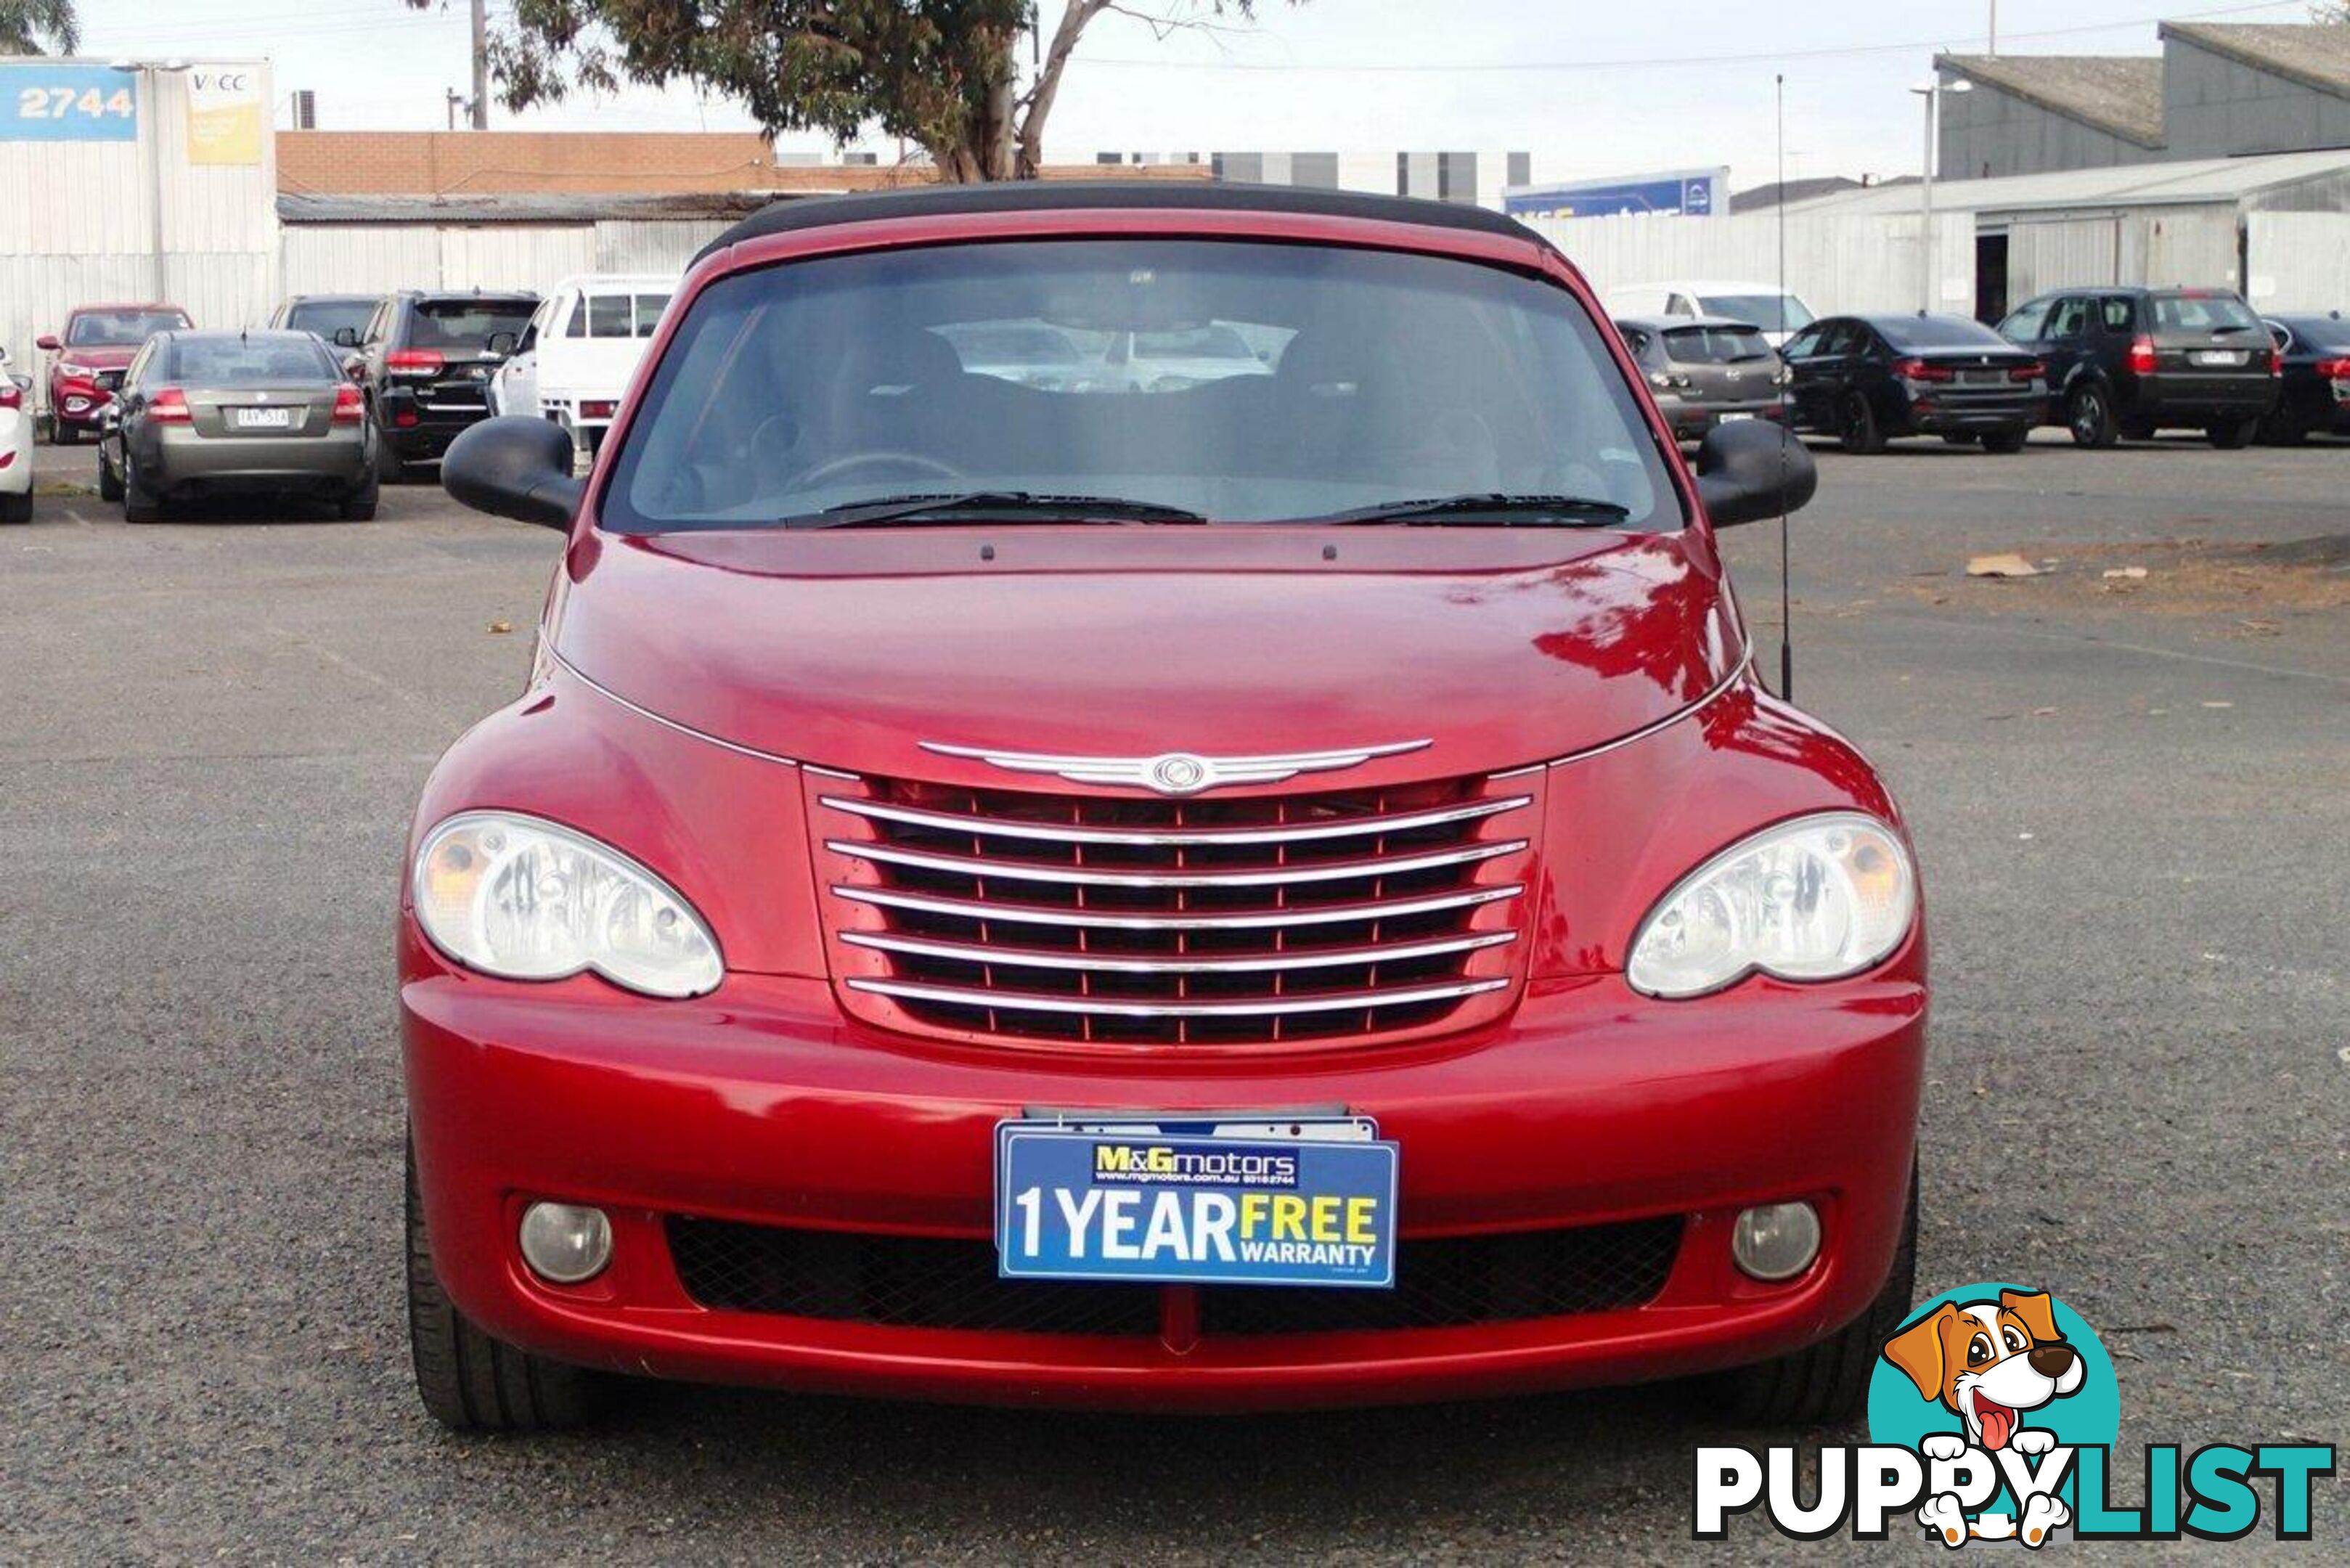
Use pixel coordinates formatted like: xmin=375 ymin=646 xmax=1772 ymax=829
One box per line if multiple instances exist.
xmin=404 ymin=950 xmax=1925 ymax=1412
xmin=49 ymin=380 xmax=116 ymax=428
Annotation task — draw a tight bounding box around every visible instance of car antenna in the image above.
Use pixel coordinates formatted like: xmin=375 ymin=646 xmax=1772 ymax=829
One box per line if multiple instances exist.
xmin=1774 ymin=70 xmax=1795 ymax=701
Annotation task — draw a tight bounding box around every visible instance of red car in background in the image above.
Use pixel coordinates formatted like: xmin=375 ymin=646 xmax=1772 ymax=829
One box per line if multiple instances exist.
xmin=36 ymin=302 xmax=192 ymax=442
xmin=405 ymin=183 xmax=1925 ymax=1433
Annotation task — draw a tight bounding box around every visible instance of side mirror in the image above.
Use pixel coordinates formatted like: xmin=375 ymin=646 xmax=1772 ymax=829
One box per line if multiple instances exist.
xmin=486 ymin=330 xmax=518 ymax=358
xmin=0 ymin=344 xmax=10 ymax=367
xmin=36 ymin=334 xmax=60 ymax=353
xmin=1694 ymin=419 xmax=1816 ymax=528
xmin=331 ymin=326 xmax=360 ymax=348
xmin=441 ymin=415 xmax=583 ymax=531
xmin=97 ymin=405 xmax=121 ymax=431
xmin=342 ymin=354 xmax=367 ymax=383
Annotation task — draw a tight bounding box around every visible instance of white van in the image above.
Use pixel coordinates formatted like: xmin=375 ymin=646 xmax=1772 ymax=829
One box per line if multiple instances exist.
xmin=1601 ymin=280 xmax=1816 ymax=348
xmin=489 ymin=274 xmax=678 ymax=458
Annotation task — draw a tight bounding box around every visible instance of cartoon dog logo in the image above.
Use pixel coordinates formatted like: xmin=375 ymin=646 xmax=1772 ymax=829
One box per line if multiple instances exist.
xmin=1882 ymin=1289 xmax=2086 ymax=1546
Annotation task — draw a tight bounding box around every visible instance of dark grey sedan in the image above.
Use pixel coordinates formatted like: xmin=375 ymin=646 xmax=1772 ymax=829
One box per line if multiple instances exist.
xmin=97 ymin=331 xmax=378 ymax=521
xmin=1615 ymin=315 xmax=1789 ymax=441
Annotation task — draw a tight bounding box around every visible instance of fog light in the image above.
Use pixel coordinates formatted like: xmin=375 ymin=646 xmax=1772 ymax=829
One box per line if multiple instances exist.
xmin=518 ymin=1201 xmax=612 ymax=1283
xmin=1732 ymin=1201 xmax=1821 ymax=1281
xmin=65 ymin=396 xmax=89 ymax=413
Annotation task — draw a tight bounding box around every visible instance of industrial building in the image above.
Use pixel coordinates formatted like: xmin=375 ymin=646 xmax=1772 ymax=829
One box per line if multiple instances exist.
xmin=1938 ymin=22 xmax=2350 ymax=179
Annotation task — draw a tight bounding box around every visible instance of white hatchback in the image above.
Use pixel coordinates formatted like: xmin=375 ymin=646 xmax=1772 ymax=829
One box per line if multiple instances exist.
xmin=0 ymin=346 xmax=32 ymax=522
xmin=1600 ymin=279 xmax=1817 ymax=349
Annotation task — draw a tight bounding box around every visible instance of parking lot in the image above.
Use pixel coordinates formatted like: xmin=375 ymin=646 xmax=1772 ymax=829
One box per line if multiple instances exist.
xmin=2 ymin=434 xmax=2343 ymax=1560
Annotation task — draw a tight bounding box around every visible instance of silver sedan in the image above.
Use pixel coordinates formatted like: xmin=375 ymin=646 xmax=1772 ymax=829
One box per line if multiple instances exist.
xmin=98 ymin=330 xmax=378 ymax=521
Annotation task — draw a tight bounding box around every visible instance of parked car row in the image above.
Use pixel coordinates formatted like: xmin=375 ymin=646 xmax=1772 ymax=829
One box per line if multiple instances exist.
xmin=1614 ymin=278 xmax=2350 ymax=458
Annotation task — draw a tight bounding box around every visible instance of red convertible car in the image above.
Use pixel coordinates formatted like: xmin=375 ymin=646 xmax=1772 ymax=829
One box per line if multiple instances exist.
xmin=404 ymin=183 xmax=1926 ymax=1432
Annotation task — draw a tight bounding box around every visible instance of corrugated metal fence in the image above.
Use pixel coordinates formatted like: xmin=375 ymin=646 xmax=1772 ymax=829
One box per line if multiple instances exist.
xmin=0 ymin=62 xmax=280 ymax=380
xmin=1523 ymin=211 xmax=1977 ymax=317
xmin=279 ymin=219 xmax=727 ymax=297
xmin=2245 ymin=211 xmax=2350 ymax=311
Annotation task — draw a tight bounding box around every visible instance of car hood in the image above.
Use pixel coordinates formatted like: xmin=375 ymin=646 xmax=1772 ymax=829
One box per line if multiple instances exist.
xmin=57 ymin=346 xmax=138 ymax=370
xmin=551 ymin=526 xmax=1745 ymax=785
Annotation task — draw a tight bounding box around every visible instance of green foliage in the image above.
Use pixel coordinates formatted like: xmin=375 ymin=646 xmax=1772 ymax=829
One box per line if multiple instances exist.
xmin=408 ymin=1 xmax=1279 ymax=181
xmin=0 ymin=0 xmax=80 ymax=54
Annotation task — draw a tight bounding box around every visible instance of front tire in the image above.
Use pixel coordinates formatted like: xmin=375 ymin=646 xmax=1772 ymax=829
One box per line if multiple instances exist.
xmin=2206 ymin=418 xmax=2256 ymax=450
xmin=407 ymin=1142 xmax=608 ymax=1433
xmin=52 ymin=421 xmax=78 ymax=446
xmin=1715 ymin=1165 xmax=1919 ymax=1426
xmin=2067 ymin=383 xmax=2118 ymax=448
xmin=1837 ymin=391 xmax=1885 ymax=455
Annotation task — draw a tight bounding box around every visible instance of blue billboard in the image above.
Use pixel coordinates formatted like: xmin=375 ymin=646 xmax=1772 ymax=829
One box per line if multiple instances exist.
xmin=1504 ymin=167 xmax=1728 ymax=221
xmin=1 ymin=63 xmax=139 ymax=142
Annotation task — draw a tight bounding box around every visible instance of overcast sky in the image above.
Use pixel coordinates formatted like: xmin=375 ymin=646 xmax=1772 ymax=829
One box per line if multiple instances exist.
xmin=70 ymin=0 xmax=2322 ymax=189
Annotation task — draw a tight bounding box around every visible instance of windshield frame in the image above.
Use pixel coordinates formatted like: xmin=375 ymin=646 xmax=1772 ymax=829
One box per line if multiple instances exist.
xmin=590 ymin=222 xmax=1692 ymax=538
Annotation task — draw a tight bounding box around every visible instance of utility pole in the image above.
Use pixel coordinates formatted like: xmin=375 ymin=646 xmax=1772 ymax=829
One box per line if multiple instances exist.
xmin=1988 ymin=1 xmax=1998 ymax=56
xmin=469 ymin=0 xmax=489 ymax=130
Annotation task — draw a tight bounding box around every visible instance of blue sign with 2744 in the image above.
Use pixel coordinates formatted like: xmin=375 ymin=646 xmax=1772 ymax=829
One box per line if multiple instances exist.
xmin=996 ymin=1123 xmax=1398 ymax=1288
xmin=1 ymin=64 xmax=139 ymax=142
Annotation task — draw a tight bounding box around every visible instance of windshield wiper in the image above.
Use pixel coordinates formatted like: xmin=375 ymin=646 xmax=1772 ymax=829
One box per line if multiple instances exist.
xmin=799 ymin=491 xmax=1207 ymax=529
xmin=1302 ymin=493 xmax=1633 ymax=527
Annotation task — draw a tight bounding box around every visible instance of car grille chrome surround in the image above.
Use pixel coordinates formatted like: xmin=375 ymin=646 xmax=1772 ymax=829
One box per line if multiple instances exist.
xmin=809 ymin=764 xmax=1541 ymax=1049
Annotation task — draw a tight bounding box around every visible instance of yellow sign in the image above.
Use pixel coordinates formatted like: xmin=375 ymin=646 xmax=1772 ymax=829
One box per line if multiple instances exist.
xmin=184 ymin=67 xmax=262 ymax=166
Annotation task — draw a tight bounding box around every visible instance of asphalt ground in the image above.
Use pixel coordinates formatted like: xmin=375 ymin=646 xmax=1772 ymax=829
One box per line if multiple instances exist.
xmin=2 ymin=432 xmax=2344 ymax=1562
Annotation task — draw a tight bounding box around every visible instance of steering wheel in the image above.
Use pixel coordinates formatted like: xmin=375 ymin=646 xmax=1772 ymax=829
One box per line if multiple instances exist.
xmin=796 ymin=451 xmax=966 ymax=489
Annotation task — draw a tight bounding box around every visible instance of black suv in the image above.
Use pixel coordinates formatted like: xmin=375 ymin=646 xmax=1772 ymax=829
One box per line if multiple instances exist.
xmin=354 ymin=290 xmax=537 ymax=481
xmin=1996 ymin=287 xmax=2277 ymax=448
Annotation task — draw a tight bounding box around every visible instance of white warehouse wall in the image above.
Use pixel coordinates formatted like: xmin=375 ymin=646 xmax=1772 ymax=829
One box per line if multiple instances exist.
xmin=0 ymin=61 xmax=278 ymax=377
xmin=1525 ymin=210 xmax=1977 ymax=318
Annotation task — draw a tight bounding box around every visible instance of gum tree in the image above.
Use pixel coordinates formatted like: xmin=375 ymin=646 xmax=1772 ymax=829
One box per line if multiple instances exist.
xmin=405 ymin=1 xmax=1284 ymax=181
xmin=0 ymin=0 xmax=79 ymax=53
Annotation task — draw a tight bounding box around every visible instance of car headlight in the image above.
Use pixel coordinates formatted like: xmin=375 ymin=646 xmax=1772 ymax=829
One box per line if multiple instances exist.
xmin=412 ymin=811 xmax=722 ymax=997
xmin=1625 ymin=812 xmax=1915 ymax=998
xmin=56 ymin=362 xmax=99 ymax=380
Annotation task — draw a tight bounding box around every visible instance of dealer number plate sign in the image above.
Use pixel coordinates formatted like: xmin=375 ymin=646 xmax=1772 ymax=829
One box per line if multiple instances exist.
xmin=995 ymin=1115 xmax=1397 ymax=1288
xmin=232 ymin=406 xmax=294 ymax=429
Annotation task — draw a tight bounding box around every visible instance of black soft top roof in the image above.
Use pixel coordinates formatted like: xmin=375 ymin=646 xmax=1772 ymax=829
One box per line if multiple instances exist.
xmin=695 ymin=180 xmax=1537 ymax=264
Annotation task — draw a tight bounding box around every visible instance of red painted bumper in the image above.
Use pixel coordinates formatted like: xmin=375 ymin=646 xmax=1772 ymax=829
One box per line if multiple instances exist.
xmin=402 ymin=948 xmax=1924 ymax=1412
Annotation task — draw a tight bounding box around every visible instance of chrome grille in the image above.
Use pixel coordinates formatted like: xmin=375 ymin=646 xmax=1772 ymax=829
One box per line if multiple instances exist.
xmin=810 ymin=767 xmax=1538 ymax=1048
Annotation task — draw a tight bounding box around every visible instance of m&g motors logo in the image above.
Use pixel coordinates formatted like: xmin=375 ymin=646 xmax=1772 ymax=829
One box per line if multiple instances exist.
xmin=1696 ymin=1283 xmax=2334 ymax=1546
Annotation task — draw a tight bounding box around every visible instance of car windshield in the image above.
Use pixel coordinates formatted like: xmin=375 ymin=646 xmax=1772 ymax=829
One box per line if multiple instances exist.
xmin=604 ymin=238 xmax=1675 ymax=532
xmin=68 ymin=309 xmax=189 ymax=346
xmin=2151 ymin=294 xmax=2259 ymax=333
xmin=411 ymin=299 xmax=536 ymax=353
xmin=1875 ymin=316 xmax=2010 ymax=350
xmin=168 ymin=335 xmax=336 ymax=385
xmin=1662 ymin=324 xmax=1773 ymax=364
xmin=1695 ymin=293 xmax=1814 ymax=333
xmin=286 ymin=299 xmax=375 ymax=343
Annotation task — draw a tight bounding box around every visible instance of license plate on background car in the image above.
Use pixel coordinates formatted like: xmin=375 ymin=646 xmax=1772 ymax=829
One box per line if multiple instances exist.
xmin=2192 ymin=350 xmax=2245 ymax=367
xmin=232 ymin=407 xmax=295 ymax=430
xmin=1717 ymin=411 xmax=1753 ymax=422
xmin=995 ymin=1114 xmax=1397 ymax=1288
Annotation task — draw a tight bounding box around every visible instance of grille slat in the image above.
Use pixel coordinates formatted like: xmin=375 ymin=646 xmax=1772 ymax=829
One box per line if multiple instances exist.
xmin=825 ymin=837 xmax=1527 ymax=889
xmin=839 ymin=929 xmax=1515 ymax=973
xmin=815 ymin=767 xmax=1535 ymax=1048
